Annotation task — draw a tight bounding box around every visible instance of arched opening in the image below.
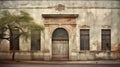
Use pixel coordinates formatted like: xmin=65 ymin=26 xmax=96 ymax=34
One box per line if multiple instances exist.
xmin=52 ymin=28 xmax=69 ymax=60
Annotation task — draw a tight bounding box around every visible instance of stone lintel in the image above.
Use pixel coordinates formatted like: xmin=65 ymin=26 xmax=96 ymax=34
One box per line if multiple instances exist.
xmin=42 ymin=14 xmax=79 ymax=18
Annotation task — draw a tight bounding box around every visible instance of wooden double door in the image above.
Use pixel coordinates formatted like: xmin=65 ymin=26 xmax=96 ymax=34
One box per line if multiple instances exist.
xmin=52 ymin=28 xmax=69 ymax=60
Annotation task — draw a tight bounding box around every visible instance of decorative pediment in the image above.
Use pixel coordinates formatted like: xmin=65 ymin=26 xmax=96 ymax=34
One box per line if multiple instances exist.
xmin=80 ymin=25 xmax=90 ymax=28
xmin=102 ymin=25 xmax=111 ymax=28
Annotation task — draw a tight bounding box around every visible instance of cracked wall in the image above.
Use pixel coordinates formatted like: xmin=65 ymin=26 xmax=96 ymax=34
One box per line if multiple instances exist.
xmin=0 ymin=0 xmax=120 ymax=60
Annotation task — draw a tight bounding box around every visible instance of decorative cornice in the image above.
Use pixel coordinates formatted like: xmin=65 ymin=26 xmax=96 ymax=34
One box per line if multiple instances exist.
xmin=0 ymin=0 xmax=120 ymax=1
xmin=0 ymin=0 xmax=120 ymax=9
xmin=0 ymin=6 xmax=120 ymax=9
xmin=67 ymin=7 xmax=120 ymax=9
xmin=42 ymin=14 xmax=79 ymax=18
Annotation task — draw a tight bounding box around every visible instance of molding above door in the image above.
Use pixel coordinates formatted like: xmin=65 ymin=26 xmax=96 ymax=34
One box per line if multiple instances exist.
xmin=42 ymin=14 xmax=79 ymax=18
xmin=42 ymin=14 xmax=78 ymax=26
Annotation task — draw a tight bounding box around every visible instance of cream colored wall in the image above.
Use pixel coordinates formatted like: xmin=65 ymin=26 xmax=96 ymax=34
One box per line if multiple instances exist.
xmin=0 ymin=0 xmax=120 ymax=60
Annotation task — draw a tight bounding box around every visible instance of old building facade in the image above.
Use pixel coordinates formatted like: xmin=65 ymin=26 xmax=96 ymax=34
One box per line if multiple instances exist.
xmin=0 ymin=0 xmax=120 ymax=61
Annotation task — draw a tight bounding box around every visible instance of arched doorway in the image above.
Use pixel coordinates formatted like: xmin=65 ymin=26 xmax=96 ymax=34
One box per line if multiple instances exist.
xmin=52 ymin=28 xmax=69 ymax=60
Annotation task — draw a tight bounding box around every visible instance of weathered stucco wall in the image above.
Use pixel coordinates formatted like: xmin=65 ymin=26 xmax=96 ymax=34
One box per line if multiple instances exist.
xmin=0 ymin=0 xmax=120 ymax=60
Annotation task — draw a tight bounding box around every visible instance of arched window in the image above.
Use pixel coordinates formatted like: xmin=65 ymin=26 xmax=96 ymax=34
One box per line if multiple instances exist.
xmin=52 ymin=28 xmax=68 ymax=41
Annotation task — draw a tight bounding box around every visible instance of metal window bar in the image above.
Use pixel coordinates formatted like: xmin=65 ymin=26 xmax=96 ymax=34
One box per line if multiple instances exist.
xmin=31 ymin=29 xmax=41 ymax=50
xmin=80 ymin=29 xmax=89 ymax=50
xmin=10 ymin=29 xmax=19 ymax=50
xmin=102 ymin=29 xmax=111 ymax=50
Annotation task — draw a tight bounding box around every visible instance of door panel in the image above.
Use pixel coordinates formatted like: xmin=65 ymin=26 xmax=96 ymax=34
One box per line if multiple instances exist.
xmin=52 ymin=40 xmax=68 ymax=57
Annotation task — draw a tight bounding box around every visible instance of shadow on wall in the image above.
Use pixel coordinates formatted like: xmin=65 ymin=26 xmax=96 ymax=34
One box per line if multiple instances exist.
xmin=0 ymin=39 xmax=1 ymax=44
xmin=118 ymin=44 xmax=120 ymax=51
xmin=117 ymin=9 xmax=120 ymax=51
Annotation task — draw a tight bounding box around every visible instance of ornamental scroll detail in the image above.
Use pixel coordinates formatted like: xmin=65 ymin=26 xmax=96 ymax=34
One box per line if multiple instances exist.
xmin=55 ymin=4 xmax=65 ymax=11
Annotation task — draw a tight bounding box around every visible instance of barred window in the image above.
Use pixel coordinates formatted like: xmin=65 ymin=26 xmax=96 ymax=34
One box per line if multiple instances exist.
xmin=102 ymin=29 xmax=111 ymax=50
xmin=10 ymin=29 xmax=19 ymax=50
xmin=80 ymin=29 xmax=89 ymax=50
xmin=31 ymin=29 xmax=41 ymax=50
